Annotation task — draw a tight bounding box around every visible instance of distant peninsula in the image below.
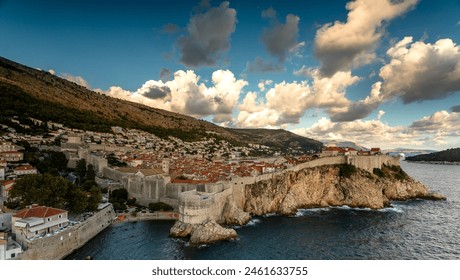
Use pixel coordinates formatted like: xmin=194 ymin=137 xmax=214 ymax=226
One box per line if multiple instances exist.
xmin=406 ymin=148 xmax=460 ymax=163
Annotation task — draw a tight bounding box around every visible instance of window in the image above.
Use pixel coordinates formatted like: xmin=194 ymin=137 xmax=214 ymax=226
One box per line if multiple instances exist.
xmin=47 ymin=218 xmax=50 ymax=221
xmin=59 ymin=215 xmax=62 ymax=219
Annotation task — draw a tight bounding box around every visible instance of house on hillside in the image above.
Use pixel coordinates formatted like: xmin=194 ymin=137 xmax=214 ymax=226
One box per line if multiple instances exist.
xmin=321 ymin=146 xmax=346 ymax=157
xmin=12 ymin=206 xmax=69 ymax=244
xmin=370 ymin=148 xmax=381 ymax=155
xmin=13 ymin=165 xmax=38 ymax=176
xmin=0 ymin=231 xmax=22 ymax=260
xmin=0 ymin=151 xmax=23 ymax=162
xmin=0 ymin=180 xmax=14 ymax=198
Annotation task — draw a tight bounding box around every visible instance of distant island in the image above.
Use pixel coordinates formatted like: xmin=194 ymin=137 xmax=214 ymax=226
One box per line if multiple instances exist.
xmin=405 ymin=148 xmax=460 ymax=163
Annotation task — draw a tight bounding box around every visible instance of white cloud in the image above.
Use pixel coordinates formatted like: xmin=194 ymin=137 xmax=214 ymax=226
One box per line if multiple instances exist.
xmin=62 ymin=73 xmax=91 ymax=88
xmin=236 ymin=70 xmax=360 ymax=127
xmin=314 ymin=0 xmax=418 ymax=76
xmin=293 ymin=117 xmax=419 ymax=149
xmin=380 ymin=37 xmax=460 ymax=103
xmin=293 ymin=110 xmax=460 ymax=149
xmin=377 ymin=110 xmax=385 ymax=120
xmin=48 ymin=69 xmax=55 ymax=75
xmin=99 ymin=69 xmax=247 ymax=124
xmin=257 ymin=80 xmax=273 ymax=92
xmin=327 ymin=81 xmax=383 ymax=122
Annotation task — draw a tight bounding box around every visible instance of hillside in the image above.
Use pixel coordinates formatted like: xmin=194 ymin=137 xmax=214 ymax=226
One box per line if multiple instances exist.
xmin=322 ymin=140 xmax=368 ymax=151
xmin=0 ymin=56 xmax=322 ymax=152
xmin=405 ymin=148 xmax=460 ymax=162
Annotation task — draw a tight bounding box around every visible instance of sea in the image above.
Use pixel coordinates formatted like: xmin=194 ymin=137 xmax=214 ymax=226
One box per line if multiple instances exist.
xmin=66 ymin=161 xmax=460 ymax=260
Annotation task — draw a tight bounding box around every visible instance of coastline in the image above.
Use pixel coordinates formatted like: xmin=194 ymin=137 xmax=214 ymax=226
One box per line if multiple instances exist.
xmin=113 ymin=211 xmax=179 ymax=224
xmin=404 ymin=160 xmax=460 ymax=165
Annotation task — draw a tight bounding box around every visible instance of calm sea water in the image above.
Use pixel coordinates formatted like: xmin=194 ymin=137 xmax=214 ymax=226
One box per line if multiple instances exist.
xmin=67 ymin=161 xmax=460 ymax=260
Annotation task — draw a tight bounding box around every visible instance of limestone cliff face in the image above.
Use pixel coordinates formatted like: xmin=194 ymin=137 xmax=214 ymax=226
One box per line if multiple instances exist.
xmin=220 ymin=194 xmax=251 ymax=225
xmin=244 ymin=165 xmax=444 ymax=216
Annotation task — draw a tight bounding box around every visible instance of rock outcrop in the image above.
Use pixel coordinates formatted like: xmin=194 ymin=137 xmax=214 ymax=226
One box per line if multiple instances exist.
xmin=170 ymin=219 xmax=237 ymax=245
xmin=220 ymin=195 xmax=251 ymax=225
xmin=244 ymin=164 xmax=445 ymax=216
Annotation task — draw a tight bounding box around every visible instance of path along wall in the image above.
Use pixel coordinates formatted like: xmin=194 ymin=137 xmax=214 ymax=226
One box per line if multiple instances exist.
xmin=14 ymin=204 xmax=116 ymax=260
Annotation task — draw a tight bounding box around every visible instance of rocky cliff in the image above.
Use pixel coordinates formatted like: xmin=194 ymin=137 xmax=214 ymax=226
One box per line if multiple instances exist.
xmin=244 ymin=164 xmax=445 ymax=215
xmin=170 ymin=219 xmax=237 ymax=245
xmin=171 ymin=164 xmax=445 ymax=245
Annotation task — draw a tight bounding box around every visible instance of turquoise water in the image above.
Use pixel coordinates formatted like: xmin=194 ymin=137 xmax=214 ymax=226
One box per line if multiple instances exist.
xmin=67 ymin=161 xmax=460 ymax=260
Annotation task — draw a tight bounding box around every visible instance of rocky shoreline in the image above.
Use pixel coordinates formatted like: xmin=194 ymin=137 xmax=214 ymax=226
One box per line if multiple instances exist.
xmin=170 ymin=164 xmax=445 ymax=245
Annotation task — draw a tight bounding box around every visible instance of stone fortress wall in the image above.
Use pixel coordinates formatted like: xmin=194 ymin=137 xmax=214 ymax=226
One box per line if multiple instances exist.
xmin=177 ymin=155 xmax=400 ymax=224
xmin=101 ymin=155 xmax=400 ymax=225
xmin=15 ymin=204 xmax=116 ymax=260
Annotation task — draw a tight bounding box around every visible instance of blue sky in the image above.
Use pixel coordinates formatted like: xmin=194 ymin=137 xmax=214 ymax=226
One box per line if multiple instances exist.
xmin=1 ymin=0 xmax=460 ymax=150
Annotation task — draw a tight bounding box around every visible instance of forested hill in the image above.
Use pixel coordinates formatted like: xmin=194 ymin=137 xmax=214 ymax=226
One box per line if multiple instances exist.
xmin=0 ymin=56 xmax=322 ymax=152
xmin=406 ymin=148 xmax=460 ymax=162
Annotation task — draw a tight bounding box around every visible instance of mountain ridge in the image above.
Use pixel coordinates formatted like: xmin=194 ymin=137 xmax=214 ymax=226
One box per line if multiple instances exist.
xmin=0 ymin=56 xmax=322 ymax=153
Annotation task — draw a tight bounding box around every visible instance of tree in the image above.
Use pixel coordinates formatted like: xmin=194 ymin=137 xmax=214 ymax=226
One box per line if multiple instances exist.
xmin=82 ymin=180 xmax=98 ymax=192
xmin=148 ymin=202 xmax=173 ymax=212
xmin=66 ymin=184 xmax=88 ymax=213
xmin=8 ymin=174 xmax=69 ymax=209
xmin=49 ymin=151 xmax=68 ymax=171
xmin=86 ymin=187 xmax=102 ymax=212
xmin=75 ymin=159 xmax=87 ymax=182
xmin=86 ymin=164 xmax=96 ymax=181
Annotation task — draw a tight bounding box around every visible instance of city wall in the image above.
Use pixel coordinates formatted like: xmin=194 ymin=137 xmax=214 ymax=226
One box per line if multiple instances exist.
xmin=176 ymin=155 xmax=400 ymax=225
xmin=15 ymin=204 xmax=116 ymax=260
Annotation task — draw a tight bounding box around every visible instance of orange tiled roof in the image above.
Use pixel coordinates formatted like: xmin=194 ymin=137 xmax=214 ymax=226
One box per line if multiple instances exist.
xmin=0 ymin=180 xmax=15 ymax=187
xmin=13 ymin=206 xmax=66 ymax=219
xmin=14 ymin=165 xmax=36 ymax=171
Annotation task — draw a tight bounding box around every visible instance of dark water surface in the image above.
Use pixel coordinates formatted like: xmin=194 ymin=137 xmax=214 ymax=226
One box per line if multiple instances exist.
xmin=67 ymin=161 xmax=460 ymax=260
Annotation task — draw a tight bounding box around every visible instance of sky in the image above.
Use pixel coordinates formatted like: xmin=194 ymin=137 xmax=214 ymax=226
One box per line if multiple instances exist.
xmin=1 ymin=0 xmax=460 ymax=150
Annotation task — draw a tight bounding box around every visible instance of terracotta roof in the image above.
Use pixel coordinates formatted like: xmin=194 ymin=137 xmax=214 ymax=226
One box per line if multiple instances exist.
xmin=0 ymin=180 xmax=15 ymax=187
xmin=370 ymin=148 xmax=381 ymax=152
xmin=13 ymin=206 xmax=66 ymax=219
xmin=0 ymin=151 xmax=22 ymax=154
xmin=14 ymin=165 xmax=36 ymax=171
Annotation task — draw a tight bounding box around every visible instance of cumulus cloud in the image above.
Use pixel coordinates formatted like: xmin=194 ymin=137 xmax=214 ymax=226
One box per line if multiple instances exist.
xmin=377 ymin=110 xmax=385 ymax=120
xmin=100 ymin=69 xmax=247 ymax=124
xmin=258 ymin=80 xmax=273 ymax=92
xmin=327 ymin=81 xmax=383 ymax=122
xmin=178 ymin=1 xmax=237 ymax=67
xmin=293 ymin=110 xmax=460 ymax=149
xmin=379 ymin=37 xmax=460 ymax=103
xmin=315 ymin=0 xmax=418 ymax=76
xmin=236 ymin=70 xmax=360 ymax=127
xmin=293 ymin=117 xmax=420 ymax=148
xmin=409 ymin=110 xmax=460 ymax=134
xmin=62 ymin=73 xmax=91 ymax=88
xmin=48 ymin=69 xmax=55 ymax=75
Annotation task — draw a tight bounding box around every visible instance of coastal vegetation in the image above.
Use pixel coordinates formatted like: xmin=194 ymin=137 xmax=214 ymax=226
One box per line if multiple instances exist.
xmin=5 ymin=174 xmax=102 ymax=213
xmin=148 ymin=202 xmax=173 ymax=212
xmin=338 ymin=163 xmax=357 ymax=178
xmin=406 ymin=148 xmax=460 ymax=162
